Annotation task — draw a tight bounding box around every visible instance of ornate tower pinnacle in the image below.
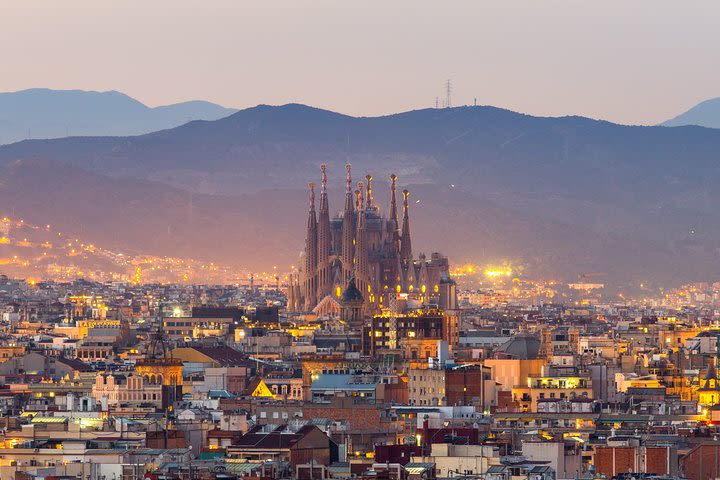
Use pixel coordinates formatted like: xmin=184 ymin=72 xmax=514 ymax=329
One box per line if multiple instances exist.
xmin=366 ymin=175 xmax=373 ymax=210
xmin=345 ymin=163 xmax=352 ymax=194
xmin=317 ymin=164 xmax=332 ymax=302
xmin=389 ymin=174 xmax=399 ymax=231
xmin=304 ymin=181 xmax=318 ymax=310
xmin=357 ymin=181 xmax=364 ymax=212
xmin=342 ymin=164 xmax=355 ymax=285
xmin=400 ymin=189 xmax=412 ymax=263
xmin=321 ymin=163 xmax=328 ymax=194
xmin=355 ymin=181 xmax=368 ymax=302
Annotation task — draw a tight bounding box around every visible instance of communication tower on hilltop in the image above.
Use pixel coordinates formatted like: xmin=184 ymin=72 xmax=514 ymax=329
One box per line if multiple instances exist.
xmin=445 ymin=79 xmax=452 ymax=108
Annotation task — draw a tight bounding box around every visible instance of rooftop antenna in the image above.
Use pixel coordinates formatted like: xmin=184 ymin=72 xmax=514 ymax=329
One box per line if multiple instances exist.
xmin=435 ymin=97 xmax=439 ymax=109
xmin=445 ymin=79 xmax=452 ymax=108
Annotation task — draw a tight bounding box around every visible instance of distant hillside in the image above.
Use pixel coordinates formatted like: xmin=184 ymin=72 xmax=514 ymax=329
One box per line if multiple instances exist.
xmin=662 ymin=97 xmax=720 ymax=128
xmin=3 ymin=104 xmax=720 ymax=287
xmin=0 ymin=88 xmax=237 ymax=144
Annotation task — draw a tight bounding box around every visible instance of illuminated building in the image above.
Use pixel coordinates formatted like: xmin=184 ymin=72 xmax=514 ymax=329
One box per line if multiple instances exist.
xmin=539 ymin=326 xmax=580 ymax=359
xmin=362 ymin=306 xmax=458 ymax=359
xmin=408 ymin=363 xmax=495 ymax=410
xmin=291 ymin=164 xmax=456 ymax=314
xmin=511 ymin=372 xmax=593 ymax=412
xmin=408 ymin=367 xmax=446 ymax=406
xmin=162 ymin=316 xmax=234 ymax=340
xmin=247 ymin=377 xmax=276 ymax=398
xmin=263 ymin=369 xmax=304 ymax=400
xmin=92 ymin=372 xmax=163 ymax=409
xmin=75 ymin=341 xmax=114 ymax=362
xmin=134 ymin=326 xmax=183 ymax=387
xmin=697 ymin=359 xmax=720 ymax=407
xmin=339 ymin=275 xmax=364 ymax=327
xmin=67 ymin=295 xmax=108 ymax=320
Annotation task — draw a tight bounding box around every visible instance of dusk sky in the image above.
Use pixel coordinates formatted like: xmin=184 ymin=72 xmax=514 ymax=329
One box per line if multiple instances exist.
xmin=1 ymin=0 xmax=718 ymax=125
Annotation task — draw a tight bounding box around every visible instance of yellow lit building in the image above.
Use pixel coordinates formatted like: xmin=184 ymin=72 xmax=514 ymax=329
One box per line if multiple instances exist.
xmin=135 ymin=327 xmax=183 ymax=387
xmin=362 ymin=305 xmax=458 ymax=358
xmin=697 ymin=359 xmax=720 ymax=407
xmin=659 ymin=327 xmax=700 ymax=351
xmin=512 ymin=374 xmax=593 ymax=412
xmin=615 ymin=373 xmax=662 ymax=393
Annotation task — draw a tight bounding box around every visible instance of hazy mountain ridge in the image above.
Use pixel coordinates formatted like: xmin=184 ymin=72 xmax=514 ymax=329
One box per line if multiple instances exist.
xmin=0 ymin=88 xmax=237 ymax=144
xmin=2 ymin=104 xmax=720 ymax=286
xmin=662 ymin=97 xmax=720 ymax=128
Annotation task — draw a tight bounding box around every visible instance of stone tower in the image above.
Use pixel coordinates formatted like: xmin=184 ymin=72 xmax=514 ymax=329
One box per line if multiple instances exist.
xmin=303 ymin=182 xmax=318 ymax=310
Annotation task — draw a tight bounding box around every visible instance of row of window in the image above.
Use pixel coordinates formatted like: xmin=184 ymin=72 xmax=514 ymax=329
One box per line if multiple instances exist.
xmin=497 ymin=419 xmax=593 ymax=428
xmin=258 ymin=410 xmax=303 ymax=419
xmin=166 ymin=329 xmax=192 ymax=336
xmin=77 ymin=349 xmax=112 ymax=359
xmin=517 ymin=391 xmax=589 ymax=401
xmin=410 ymin=386 xmax=445 ymax=395
xmin=268 ymin=384 xmax=302 ymax=398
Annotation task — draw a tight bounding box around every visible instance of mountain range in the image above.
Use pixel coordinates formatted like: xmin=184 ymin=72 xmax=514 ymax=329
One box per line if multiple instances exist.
xmin=3 ymin=102 xmax=720 ymax=289
xmin=0 ymin=88 xmax=237 ymax=145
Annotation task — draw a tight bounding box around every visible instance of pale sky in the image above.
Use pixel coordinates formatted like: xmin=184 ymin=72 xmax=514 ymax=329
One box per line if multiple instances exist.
xmin=0 ymin=0 xmax=718 ymax=125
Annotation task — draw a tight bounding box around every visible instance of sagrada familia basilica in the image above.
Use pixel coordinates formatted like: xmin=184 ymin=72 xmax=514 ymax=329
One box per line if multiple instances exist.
xmin=287 ymin=164 xmax=456 ymax=317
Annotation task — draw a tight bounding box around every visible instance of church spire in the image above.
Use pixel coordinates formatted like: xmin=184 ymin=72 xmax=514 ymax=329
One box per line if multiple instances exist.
xmin=355 ymin=181 xmax=368 ymax=304
xmin=317 ymin=164 xmax=332 ymax=300
xmin=344 ymin=163 xmax=353 ymax=211
xmin=400 ymin=189 xmax=412 ymax=263
xmin=366 ymin=175 xmax=373 ymax=210
xmin=320 ymin=164 xmax=329 ymax=203
xmin=303 ymin=182 xmax=318 ymax=310
xmin=357 ymin=181 xmax=364 ymax=213
xmin=341 ymin=163 xmax=355 ymax=286
xmin=389 ymin=174 xmax=399 ymax=231
xmin=307 ymin=182 xmax=316 ymax=225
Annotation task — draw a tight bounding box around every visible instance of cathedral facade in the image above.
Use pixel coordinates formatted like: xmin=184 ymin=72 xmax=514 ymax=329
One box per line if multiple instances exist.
xmin=287 ymin=164 xmax=456 ymax=315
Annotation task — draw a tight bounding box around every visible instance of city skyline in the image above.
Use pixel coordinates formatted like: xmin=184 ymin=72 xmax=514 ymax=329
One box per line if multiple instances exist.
xmin=2 ymin=0 xmax=719 ymax=125
xmin=2 ymin=3 xmax=720 ymax=479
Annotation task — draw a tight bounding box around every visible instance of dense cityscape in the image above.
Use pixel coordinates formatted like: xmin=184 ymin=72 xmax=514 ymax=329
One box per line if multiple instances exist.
xmin=0 ymin=164 xmax=718 ymax=480
xmin=5 ymin=3 xmax=720 ymax=480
